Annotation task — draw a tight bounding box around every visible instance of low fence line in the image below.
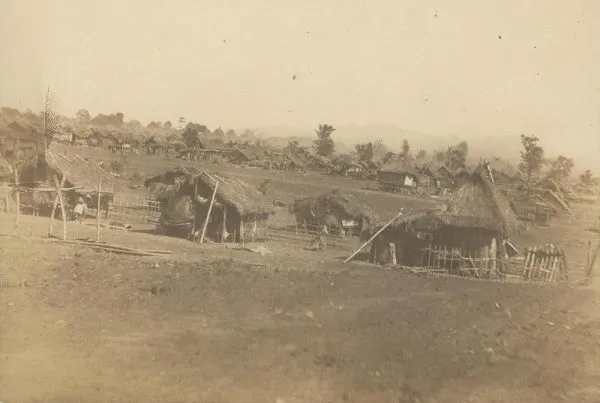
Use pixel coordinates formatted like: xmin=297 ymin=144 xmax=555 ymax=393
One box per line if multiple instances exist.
xmin=107 ymin=196 xmax=162 ymax=224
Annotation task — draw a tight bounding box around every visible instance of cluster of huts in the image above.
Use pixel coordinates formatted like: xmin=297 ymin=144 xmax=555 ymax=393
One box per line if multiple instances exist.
xmin=0 ymin=119 xmax=588 ymax=284
xmin=377 ymin=162 xmax=472 ymax=194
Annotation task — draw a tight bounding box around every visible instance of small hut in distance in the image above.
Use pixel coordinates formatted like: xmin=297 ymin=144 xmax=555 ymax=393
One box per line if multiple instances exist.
xmin=370 ymin=167 xmax=523 ymax=277
xmin=290 ymin=190 xmax=379 ymax=237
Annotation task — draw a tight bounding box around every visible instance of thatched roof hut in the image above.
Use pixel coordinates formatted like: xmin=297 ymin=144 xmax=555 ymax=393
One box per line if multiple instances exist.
xmin=14 ymin=151 xmax=120 ymax=212
xmin=193 ymin=172 xmax=275 ymax=218
xmin=369 ymin=166 xmax=523 ymax=268
xmin=156 ymin=170 xmax=275 ymax=242
xmin=443 ymin=167 xmax=523 ymax=238
xmin=145 ymin=165 xmax=204 ymax=205
xmin=16 ymin=151 xmax=117 ymax=192
xmin=378 ymin=168 xmax=421 ymax=189
xmin=290 ymin=190 xmax=379 ymax=235
xmin=144 ymin=165 xmax=202 ymax=187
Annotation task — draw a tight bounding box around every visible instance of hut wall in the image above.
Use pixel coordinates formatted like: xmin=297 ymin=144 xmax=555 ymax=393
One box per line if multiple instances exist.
xmin=194 ymin=179 xmax=270 ymax=243
xmin=372 ymin=225 xmax=501 ymax=267
xmin=378 ymin=171 xmax=412 ymax=188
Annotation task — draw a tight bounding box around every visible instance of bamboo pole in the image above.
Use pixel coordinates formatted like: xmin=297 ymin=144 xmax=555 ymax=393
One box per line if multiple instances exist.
xmin=586 ymin=240 xmax=592 ymax=278
xmin=221 ymin=206 xmax=227 ymax=243
xmin=14 ymin=167 xmax=20 ymax=227
xmin=96 ymin=179 xmax=102 ymax=242
xmin=490 ymin=238 xmax=498 ymax=277
xmin=586 ymin=240 xmax=600 ymax=282
xmin=200 ymin=181 xmax=219 ymax=243
xmin=53 ymin=175 xmax=67 ymax=240
xmin=389 ymin=242 xmax=397 ymax=265
xmin=49 ymin=175 xmax=67 ymax=236
xmin=344 ymin=211 xmax=403 ymax=264
xmin=4 ymin=186 xmax=9 ymax=213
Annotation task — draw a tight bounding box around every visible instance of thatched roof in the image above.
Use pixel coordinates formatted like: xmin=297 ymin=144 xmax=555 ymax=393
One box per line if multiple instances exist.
xmin=144 ymin=165 xmax=203 ymax=187
xmin=416 ymin=163 xmax=443 ymax=180
xmin=442 ymin=167 xmax=523 ymax=236
xmin=301 ymin=190 xmax=379 ymax=224
xmin=46 ymin=151 xmax=119 ymax=194
xmin=194 ymin=172 xmax=275 ymax=217
xmin=18 ymin=151 xmax=120 ymax=194
xmin=285 ymin=152 xmax=306 ymax=168
xmin=151 ymin=182 xmax=181 ymax=205
xmin=385 ymin=209 xmax=442 ymax=233
xmin=2 ymin=121 xmax=36 ymax=141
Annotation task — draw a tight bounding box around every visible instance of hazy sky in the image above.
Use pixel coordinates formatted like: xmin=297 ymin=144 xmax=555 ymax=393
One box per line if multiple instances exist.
xmin=1 ymin=1 xmax=599 ymax=149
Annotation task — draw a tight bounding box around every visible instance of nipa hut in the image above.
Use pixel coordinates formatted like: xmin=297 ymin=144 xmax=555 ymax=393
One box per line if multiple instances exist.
xmin=378 ymin=168 xmax=420 ymax=191
xmin=370 ymin=167 xmax=523 ymax=277
xmin=16 ymin=151 xmax=119 ymax=217
xmin=510 ymin=194 xmax=554 ymax=226
xmin=144 ymin=165 xmax=203 ymax=204
xmin=157 ymin=171 xmax=275 ymax=243
xmin=290 ymin=190 xmax=379 ymax=237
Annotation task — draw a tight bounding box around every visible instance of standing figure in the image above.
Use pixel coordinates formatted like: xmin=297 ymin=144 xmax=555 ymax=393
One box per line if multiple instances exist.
xmin=311 ymin=224 xmax=329 ymax=250
xmin=72 ymin=197 xmax=88 ymax=223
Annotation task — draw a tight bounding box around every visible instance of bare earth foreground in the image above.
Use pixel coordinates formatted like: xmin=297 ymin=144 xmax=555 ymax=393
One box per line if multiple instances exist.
xmin=2 ymin=202 xmax=600 ymax=401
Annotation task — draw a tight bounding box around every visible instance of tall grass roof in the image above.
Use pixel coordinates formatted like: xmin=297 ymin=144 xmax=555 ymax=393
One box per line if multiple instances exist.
xmin=194 ymin=172 xmax=275 ymax=217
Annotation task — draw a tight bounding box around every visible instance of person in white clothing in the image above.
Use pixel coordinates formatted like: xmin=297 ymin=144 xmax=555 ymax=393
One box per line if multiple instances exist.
xmin=72 ymin=197 xmax=88 ymax=223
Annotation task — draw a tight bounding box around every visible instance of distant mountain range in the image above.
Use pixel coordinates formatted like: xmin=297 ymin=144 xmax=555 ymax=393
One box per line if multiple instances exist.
xmin=251 ymin=124 xmax=598 ymax=173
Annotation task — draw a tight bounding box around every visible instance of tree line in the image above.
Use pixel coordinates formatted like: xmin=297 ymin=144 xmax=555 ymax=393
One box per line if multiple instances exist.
xmin=305 ymin=122 xmax=594 ymax=185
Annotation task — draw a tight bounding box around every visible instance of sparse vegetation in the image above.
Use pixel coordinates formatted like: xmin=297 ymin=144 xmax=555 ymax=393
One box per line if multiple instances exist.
xmin=355 ymin=142 xmax=374 ymax=161
xmin=313 ymin=124 xmax=336 ymax=157
xmin=547 ymin=155 xmax=575 ymax=181
xmin=519 ymin=134 xmax=545 ymax=191
xmin=580 ymin=169 xmax=594 ymax=184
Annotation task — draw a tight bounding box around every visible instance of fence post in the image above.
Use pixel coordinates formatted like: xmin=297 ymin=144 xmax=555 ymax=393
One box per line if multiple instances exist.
xmin=121 ymin=197 xmax=125 ymax=223
xmin=52 ymin=175 xmax=67 ymax=240
xmin=96 ymin=179 xmax=102 ymax=243
xmin=4 ymin=185 xmax=9 ymax=213
xmin=49 ymin=175 xmax=67 ymax=237
xmin=13 ymin=167 xmax=19 ymax=231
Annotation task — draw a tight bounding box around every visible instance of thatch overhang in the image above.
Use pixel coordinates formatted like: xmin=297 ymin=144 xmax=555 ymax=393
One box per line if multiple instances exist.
xmin=443 ymin=167 xmax=523 ymax=237
xmin=192 ymin=172 xmax=275 ymax=218
xmin=378 ymin=167 xmax=524 ymax=238
xmin=293 ymin=190 xmax=379 ymax=227
xmin=149 ymin=168 xmax=275 ymax=218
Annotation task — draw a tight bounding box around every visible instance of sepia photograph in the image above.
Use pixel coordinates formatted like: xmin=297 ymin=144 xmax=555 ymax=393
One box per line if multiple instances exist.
xmin=1 ymin=1 xmax=599 ymax=401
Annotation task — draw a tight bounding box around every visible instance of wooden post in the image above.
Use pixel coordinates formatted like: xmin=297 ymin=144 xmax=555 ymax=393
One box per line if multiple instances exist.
xmin=120 ymin=197 xmax=125 ymax=223
xmin=49 ymin=175 xmax=67 ymax=236
xmin=490 ymin=238 xmax=497 ymax=277
xmin=200 ymin=181 xmax=218 ymax=244
xmin=389 ymin=242 xmax=397 ymax=265
xmin=96 ymin=179 xmax=102 ymax=243
xmin=586 ymin=240 xmax=592 ymax=278
xmin=344 ymin=211 xmax=403 ymax=264
xmin=4 ymin=186 xmax=9 ymax=213
xmin=586 ymin=240 xmax=600 ymax=283
xmin=53 ymin=175 xmax=68 ymax=240
xmin=240 ymin=220 xmax=245 ymax=245
xmin=221 ymin=206 xmax=227 ymax=243
xmin=14 ymin=167 xmax=20 ymax=227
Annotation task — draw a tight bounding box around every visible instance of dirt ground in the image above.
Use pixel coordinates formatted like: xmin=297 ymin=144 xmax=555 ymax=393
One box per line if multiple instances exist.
xmin=2 ymin=145 xmax=600 ymax=401
xmin=1 ymin=198 xmax=600 ymax=402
